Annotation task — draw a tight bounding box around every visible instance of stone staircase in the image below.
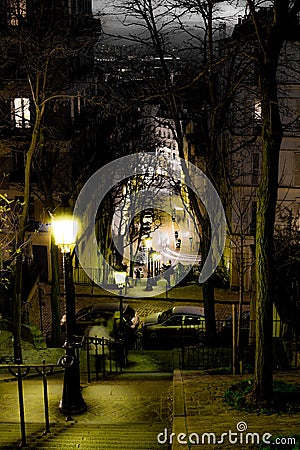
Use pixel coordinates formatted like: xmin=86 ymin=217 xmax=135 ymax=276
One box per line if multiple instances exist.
xmin=0 ymin=422 xmax=169 ymax=449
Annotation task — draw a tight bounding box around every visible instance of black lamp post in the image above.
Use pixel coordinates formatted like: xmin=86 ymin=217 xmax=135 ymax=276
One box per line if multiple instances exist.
xmin=144 ymin=236 xmax=153 ymax=291
xmin=114 ymin=270 xmax=127 ymax=326
xmin=52 ymin=211 xmax=86 ymax=416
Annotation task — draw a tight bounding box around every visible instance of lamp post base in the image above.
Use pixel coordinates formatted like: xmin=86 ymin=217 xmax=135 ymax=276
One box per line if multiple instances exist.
xmin=144 ymin=282 xmax=153 ymax=291
xmin=59 ymin=351 xmax=87 ymax=416
xmin=59 ymin=399 xmax=87 ymax=416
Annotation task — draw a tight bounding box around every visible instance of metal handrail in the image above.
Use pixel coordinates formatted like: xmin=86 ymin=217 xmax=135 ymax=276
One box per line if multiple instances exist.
xmin=82 ymin=335 xmax=125 ymax=382
xmin=0 ymin=361 xmax=61 ymax=447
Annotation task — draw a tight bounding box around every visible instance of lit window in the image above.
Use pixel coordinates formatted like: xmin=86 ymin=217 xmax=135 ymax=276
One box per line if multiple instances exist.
xmin=254 ymin=101 xmax=262 ymax=120
xmin=13 ymin=98 xmax=30 ymax=129
xmin=9 ymin=0 xmax=26 ymax=26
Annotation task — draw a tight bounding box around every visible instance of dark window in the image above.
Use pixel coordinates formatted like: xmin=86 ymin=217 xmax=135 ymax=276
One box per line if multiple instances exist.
xmin=9 ymin=0 xmax=27 ymax=26
xmin=164 ymin=316 xmax=182 ymax=326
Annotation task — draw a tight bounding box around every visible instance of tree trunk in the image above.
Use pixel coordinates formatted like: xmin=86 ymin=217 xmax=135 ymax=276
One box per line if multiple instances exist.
xmin=12 ymin=109 xmax=43 ymax=362
xmin=12 ymin=254 xmax=23 ymax=363
xmin=254 ymin=59 xmax=283 ymax=401
xmin=201 ymin=214 xmax=217 ymax=343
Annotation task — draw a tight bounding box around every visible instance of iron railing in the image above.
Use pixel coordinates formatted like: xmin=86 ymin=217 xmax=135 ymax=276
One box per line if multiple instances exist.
xmin=0 ymin=361 xmax=61 ymax=447
xmin=81 ymin=335 xmax=125 ymax=382
xmin=178 ymin=319 xmax=300 ymax=371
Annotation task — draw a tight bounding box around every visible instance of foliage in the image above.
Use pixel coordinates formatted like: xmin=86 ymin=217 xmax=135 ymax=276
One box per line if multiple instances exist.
xmin=0 ymin=193 xmax=23 ymax=279
xmin=224 ymin=379 xmax=300 ymax=414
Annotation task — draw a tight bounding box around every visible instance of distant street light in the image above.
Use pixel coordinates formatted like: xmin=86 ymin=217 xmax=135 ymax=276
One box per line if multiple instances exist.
xmin=189 ymin=236 xmax=193 ymax=252
xmin=144 ymin=236 xmax=153 ymax=291
xmin=151 ymin=251 xmax=160 ymax=286
xmin=52 ymin=205 xmax=86 ymax=417
xmin=114 ymin=270 xmax=127 ymax=325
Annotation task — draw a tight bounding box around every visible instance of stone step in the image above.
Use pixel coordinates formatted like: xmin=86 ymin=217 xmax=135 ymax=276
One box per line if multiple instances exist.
xmin=0 ymin=422 xmax=169 ymax=449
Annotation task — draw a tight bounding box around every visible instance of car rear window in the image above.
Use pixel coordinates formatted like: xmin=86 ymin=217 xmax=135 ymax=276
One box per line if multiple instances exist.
xmin=91 ymin=303 xmax=120 ymax=317
xmin=125 ymin=305 xmax=136 ymax=317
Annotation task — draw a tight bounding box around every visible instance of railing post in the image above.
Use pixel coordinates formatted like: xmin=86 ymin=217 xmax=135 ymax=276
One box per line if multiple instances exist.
xmin=8 ymin=364 xmax=30 ymax=447
xmin=95 ymin=338 xmax=99 ymax=381
xmin=101 ymin=338 xmax=106 ymax=378
xmin=36 ymin=360 xmax=51 ymax=435
xmin=232 ymin=304 xmax=237 ymax=375
xmin=17 ymin=366 xmax=27 ymax=447
xmin=3 ymin=362 xmax=60 ymax=446
xmin=86 ymin=336 xmax=91 ymax=384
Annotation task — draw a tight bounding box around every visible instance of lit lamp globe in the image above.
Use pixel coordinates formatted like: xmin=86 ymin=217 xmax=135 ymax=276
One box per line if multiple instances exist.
xmin=52 ymin=215 xmax=78 ymax=253
xmin=144 ymin=236 xmax=152 ymax=250
xmin=114 ymin=270 xmax=127 ymax=338
xmin=114 ymin=270 xmax=127 ymax=288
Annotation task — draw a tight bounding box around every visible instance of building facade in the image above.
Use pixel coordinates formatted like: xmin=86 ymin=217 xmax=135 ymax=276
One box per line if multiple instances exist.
xmin=0 ymin=0 xmax=100 ymax=282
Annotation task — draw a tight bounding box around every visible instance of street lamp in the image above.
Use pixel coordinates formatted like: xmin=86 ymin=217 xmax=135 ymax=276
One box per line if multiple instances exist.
xmin=144 ymin=236 xmax=153 ymax=291
xmin=52 ymin=207 xmax=86 ymax=416
xmin=114 ymin=270 xmax=127 ymax=325
xmin=151 ymin=251 xmax=160 ymax=286
xmin=189 ymin=236 xmax=193 ymax=253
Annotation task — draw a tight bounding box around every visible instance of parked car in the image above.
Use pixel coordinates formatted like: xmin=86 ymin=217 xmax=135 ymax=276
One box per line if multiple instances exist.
xmin=141 ymin=305 xmax=206 ymax=348
xmin=60 ymin=302 xmax=139 ymax=342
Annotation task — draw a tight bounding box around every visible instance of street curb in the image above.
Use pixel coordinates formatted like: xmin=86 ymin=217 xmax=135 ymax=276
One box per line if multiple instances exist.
xmin=172 ymin=369 xmax=187 ymax=450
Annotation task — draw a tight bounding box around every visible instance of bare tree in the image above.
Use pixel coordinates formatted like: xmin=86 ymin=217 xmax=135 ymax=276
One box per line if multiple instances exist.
xmin=240 ymin=0 xmax=300 ymax=402
xmin=0 ymin=3 xmax=100 ymax=357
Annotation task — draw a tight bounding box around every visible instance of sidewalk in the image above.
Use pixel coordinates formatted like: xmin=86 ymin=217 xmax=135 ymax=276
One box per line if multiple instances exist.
xmin=172 ymin=369 xmax=300 ymax=450
xmin=74 ymin=279 xmax=252 ymax=302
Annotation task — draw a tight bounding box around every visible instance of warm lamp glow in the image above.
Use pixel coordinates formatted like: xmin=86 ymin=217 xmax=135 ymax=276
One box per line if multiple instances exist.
xmin=152 ymin=251 xmax=160 ymax=261
xmin=52 ymin=217 xmax=78 ymax=251
xmin=114 ymin=271 xmax=127 ymax=287
xmin=144 ymin=236 xmax=152 ymax=249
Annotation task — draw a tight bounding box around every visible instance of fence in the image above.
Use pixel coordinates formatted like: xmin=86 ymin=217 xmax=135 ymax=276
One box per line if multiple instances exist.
xmin=178 ymin=319 xmax=300 ymax=371
xmin=81 ymin=335 xmax=125 ymax=382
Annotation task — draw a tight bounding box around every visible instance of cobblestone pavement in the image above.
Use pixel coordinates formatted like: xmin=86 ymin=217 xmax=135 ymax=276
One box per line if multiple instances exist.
xmin=172 ymin=369 xmax=300 ymax=450
xmin=38 ymin=281 xmax=244 ymax=343
xmin=0 ymin=373 xmax=172 ymax=425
